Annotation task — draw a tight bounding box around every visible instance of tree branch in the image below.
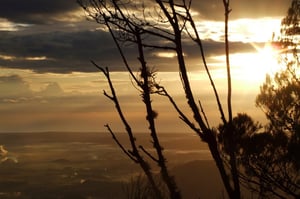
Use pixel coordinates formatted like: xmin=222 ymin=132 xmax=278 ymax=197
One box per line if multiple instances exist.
xmin=105 ymin=124 xmax=138 ymax=163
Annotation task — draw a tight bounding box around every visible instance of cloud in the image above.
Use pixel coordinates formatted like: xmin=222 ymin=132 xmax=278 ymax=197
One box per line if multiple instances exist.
xmin=0 ymin=0 xmax=80 ymax=24
xmin=0 ymin=27 xmax=258 ymax=73
xmin=0 ymin=75 xmax=32 ymax=97
xmin=0 ymin=1 xmax=290 ymax=74
xmin=0 ymin=30 xmax=122 ymax=73
xmin=0 ymin=0 xmax=290 ymax=25
xmin=0 ymin=75 xmax=69 ymax=105
xmin=191 ymin=0 xmax=290 ymax=20
xmin=38 ymin=82 xmax=64 ymax=96
xmin=0 ymin=73 xmax=116 ymax=132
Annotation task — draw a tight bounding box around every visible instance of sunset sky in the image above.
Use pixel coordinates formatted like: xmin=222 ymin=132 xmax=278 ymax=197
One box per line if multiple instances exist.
xmin=0 ymin=0 xmax=291 ymax=133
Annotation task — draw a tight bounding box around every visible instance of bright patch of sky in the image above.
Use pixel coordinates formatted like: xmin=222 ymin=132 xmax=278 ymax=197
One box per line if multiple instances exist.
xmin=0 ymin=18 xmax=30 ymax=31
xmin=197 ymin=18 xmax=282 ymax=42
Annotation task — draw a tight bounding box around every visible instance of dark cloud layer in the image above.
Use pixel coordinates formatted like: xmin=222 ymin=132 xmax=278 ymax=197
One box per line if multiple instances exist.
xmin=0 ymin=0 xmax=79 ymax=24
xmin=0 ymin=30 xmax=122 ymax=73
xmin=0 ymin=29 xmax=256 ymax=73
xmin=192 ymin=0 xmax=290 ymax=20
xmin=0 ymin=0 xmax=290 ymax=25
xmin=0 ymin=0 xmax=291 ymax=73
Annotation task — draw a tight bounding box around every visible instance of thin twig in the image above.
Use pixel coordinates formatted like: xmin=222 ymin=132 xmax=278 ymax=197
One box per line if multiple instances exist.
xmin=105 ymin=124 xmax=138 ymax=163
xmin=139 ymin=145 xmax=159 ymax=162
xmin=198 ymin=100 xmax=210 ymax=129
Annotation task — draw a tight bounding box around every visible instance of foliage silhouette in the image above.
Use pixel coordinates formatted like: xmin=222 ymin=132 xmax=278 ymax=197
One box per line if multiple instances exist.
xmin=237 ymin=0 xmax=300 ymax=197
xmin=123 ymin=174 xmax=168 ymax=199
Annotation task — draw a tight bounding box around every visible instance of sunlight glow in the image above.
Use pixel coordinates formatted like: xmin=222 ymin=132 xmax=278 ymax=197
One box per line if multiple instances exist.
xmin=196 ymin=18 xmax=281 ymax=42
xmin=25 ymin=56 xmax=48 ymax=61
xmin=0 ymin=55 xmax=49 ymax=61
xmin=155 ymin=52 xmax=177 ymax=58
xmin=0 ymin=54 xmax=16 ymax=60
xmin=212 ymin=42 xmax=283 ymax=83
xmin=235 ymin=43 xmax=283 ymax=81
xmin=0 ymin=18 xmax=19 ymax=31
xmin=0 ymin=18 xmax=31 ymax=31
xmin=54 ymin=10 xmax=86 ymax=23
xmin=229 ymin=18 xmax=281 ymax=42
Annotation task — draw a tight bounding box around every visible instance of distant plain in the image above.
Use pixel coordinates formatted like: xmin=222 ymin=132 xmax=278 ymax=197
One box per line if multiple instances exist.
xmin=0 ymin=132 xmax=224 ymax=199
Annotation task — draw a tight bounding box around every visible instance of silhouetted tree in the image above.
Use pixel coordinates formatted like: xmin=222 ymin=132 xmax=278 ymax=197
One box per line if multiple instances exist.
xmin=258 ymin=0 xmax=300 ymax=172
xmin=254 ymin=67 xmax=300 ymax=197
xmin=78 ymin=0 xmax=241 ymax=198
xmin=239 ymin=0 xmax=300 ymax=197
xmin=217 ymin=113 xmax=262 ymax=161
xmin=280 ymin=0 xmax=300 ymax=51
xmin=234 ymin=115 xmax=300 ymax=198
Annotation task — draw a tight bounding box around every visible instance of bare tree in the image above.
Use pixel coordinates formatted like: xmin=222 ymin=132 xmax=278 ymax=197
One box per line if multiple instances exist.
xmin=78 ymin=0 xmax=241 ymax=198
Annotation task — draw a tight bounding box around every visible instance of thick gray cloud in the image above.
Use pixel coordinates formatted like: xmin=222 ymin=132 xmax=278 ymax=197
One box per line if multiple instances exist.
xmin=0 ymin=0 xmax=290 ymax=25
xmin=0 ymin=30 xmax=122 ymax=73
xmin=0 ymin=29 xmax=256 ymax=73
xmin=0 ymin=0 xmax=79 ymax=24
xmin=0 ymin=0 xmax=290 ymax=73
xmin=192 ymin=0 xmax=290 ymax=20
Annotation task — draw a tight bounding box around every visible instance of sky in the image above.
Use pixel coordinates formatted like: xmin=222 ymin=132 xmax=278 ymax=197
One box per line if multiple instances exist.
xmin=0 ymin=0 xmax=292 ymax=133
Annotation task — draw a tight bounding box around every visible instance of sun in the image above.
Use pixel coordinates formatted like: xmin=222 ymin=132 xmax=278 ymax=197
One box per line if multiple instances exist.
xmin=256 ymin=43 xmax=281 ymax=73
xmin=231 ymin=42 xmax=283 ymax=83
